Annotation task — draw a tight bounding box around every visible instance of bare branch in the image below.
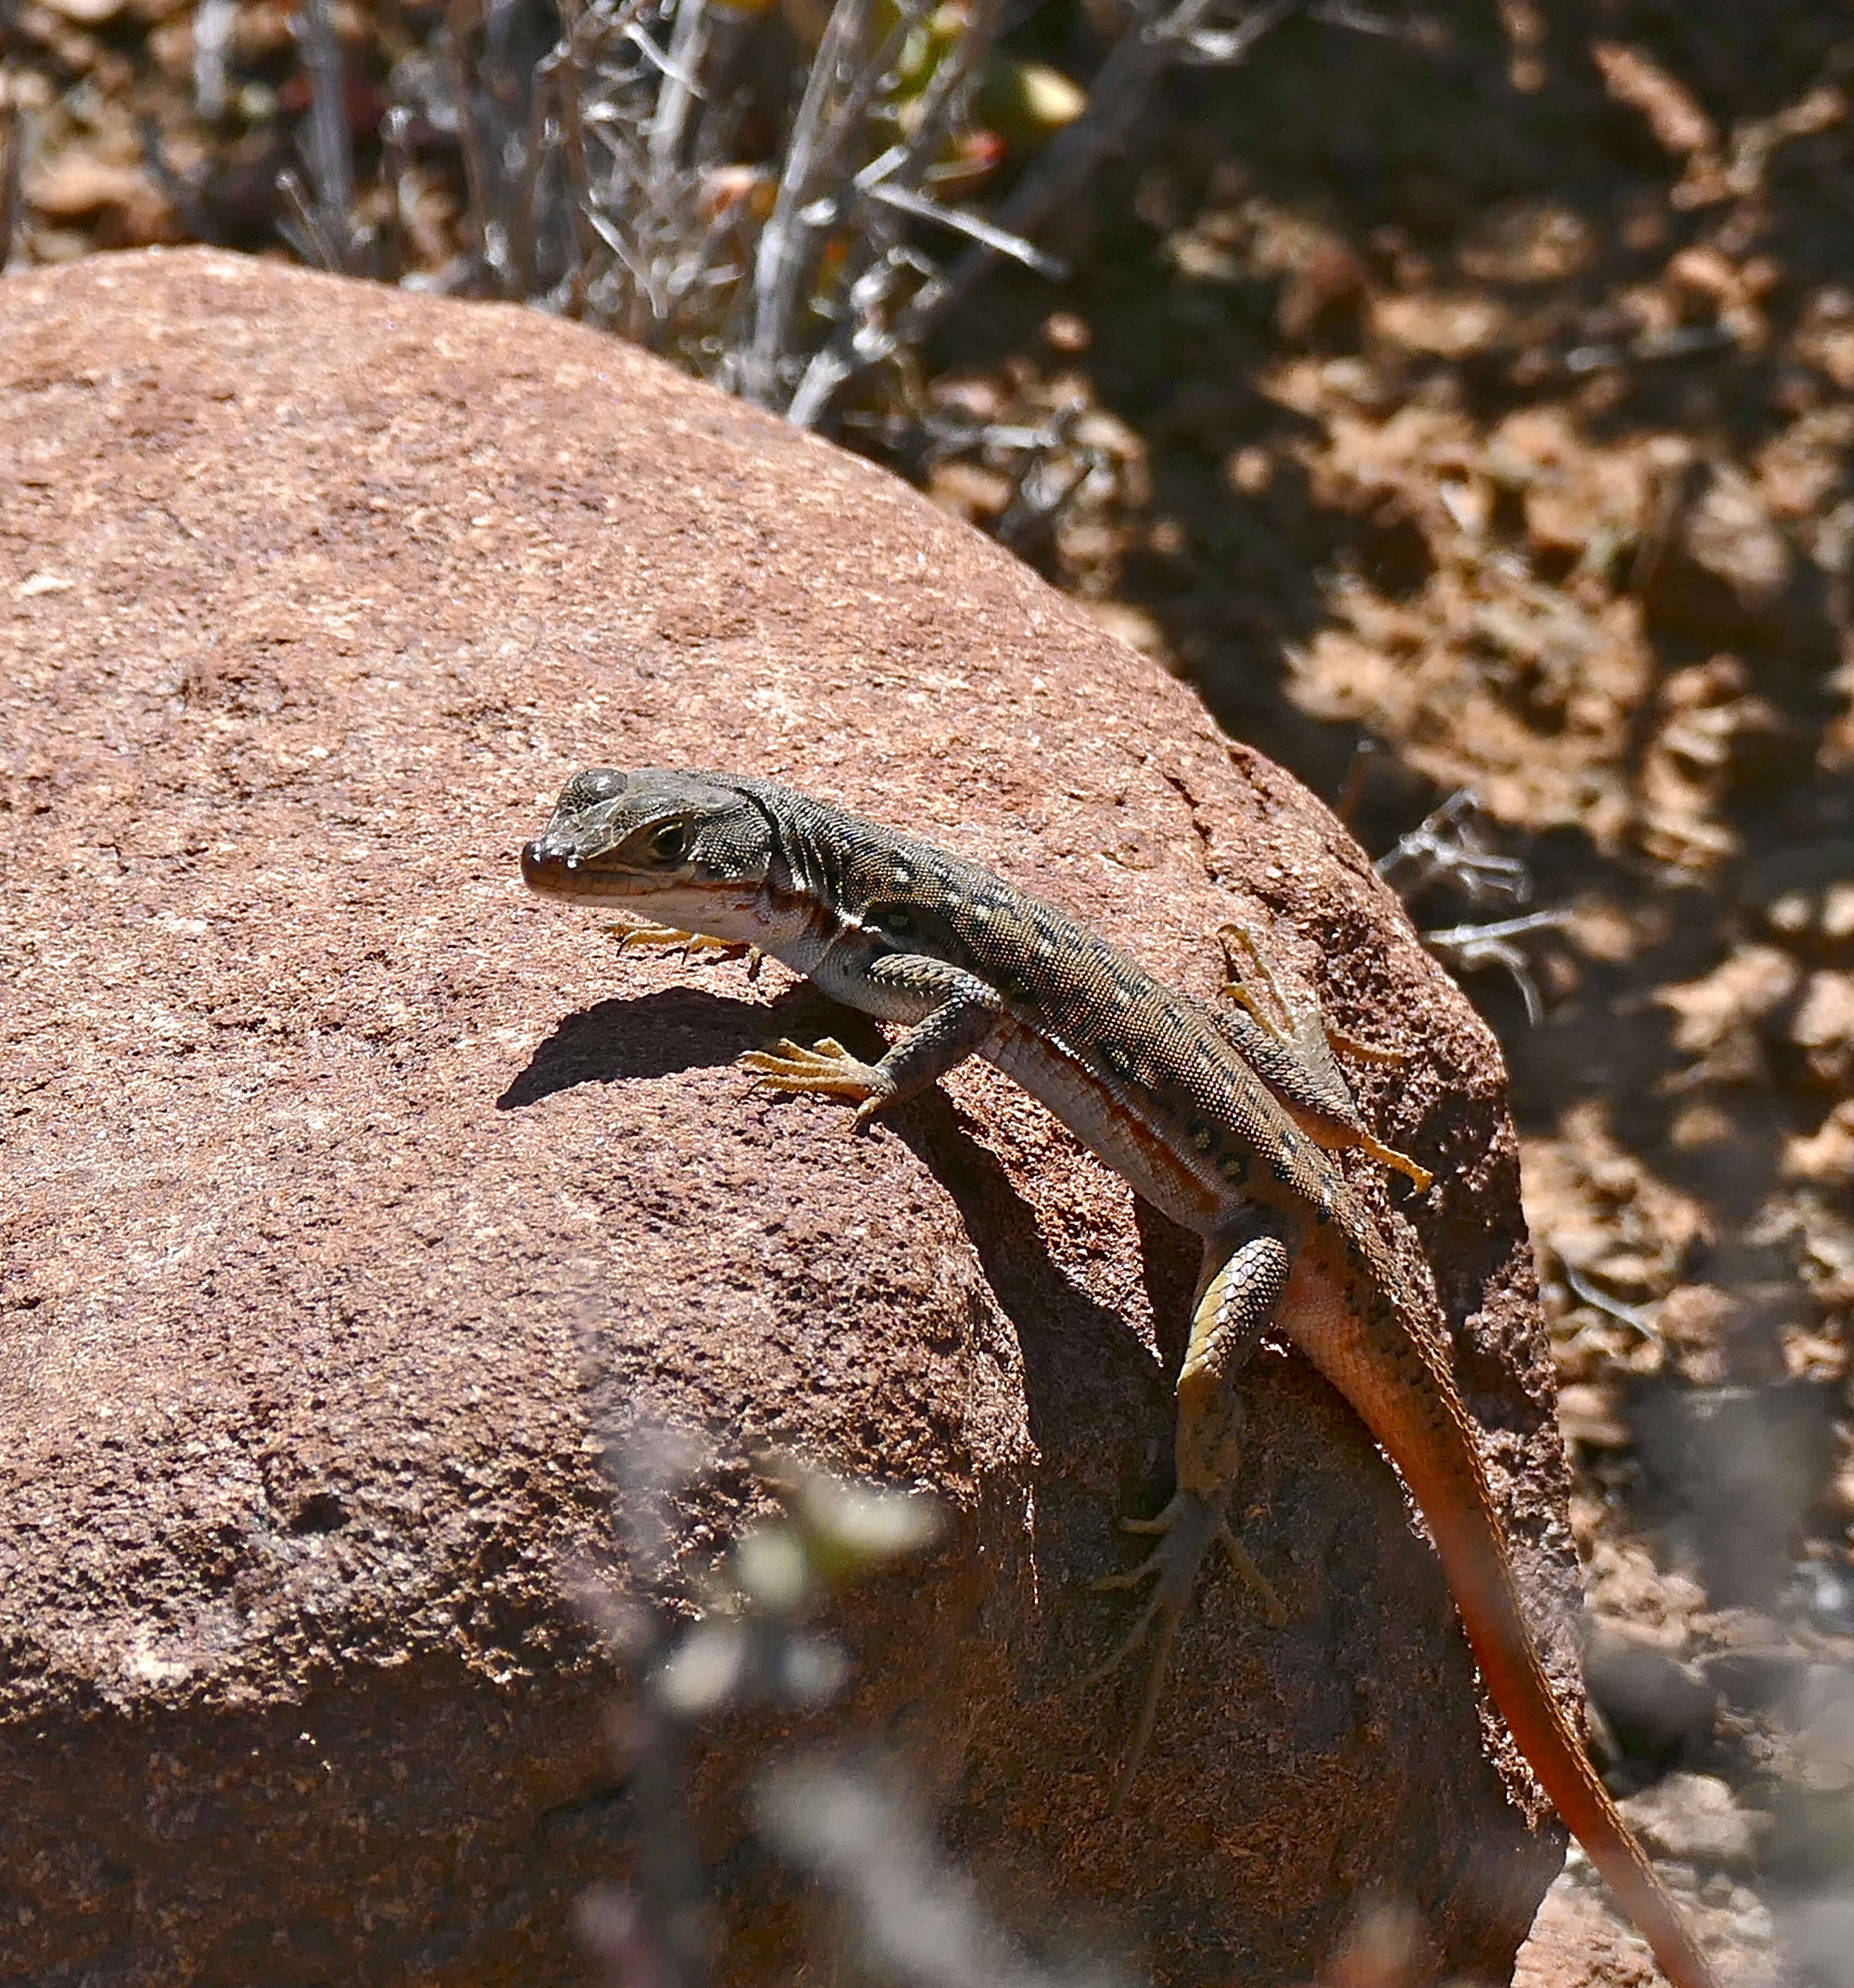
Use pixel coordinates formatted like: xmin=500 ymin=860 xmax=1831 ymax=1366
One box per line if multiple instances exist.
xmin=139 ymin=114 xmax=221 ymax=245
xmin=292 ymin=0 xmax=356 ymax=271
xmin=0 ymin=92 xmax=21 ymax=273
xmin=441 ymin=2 xmax=493 ymax=288
xmin=553 ymin=0 xmax=611 ymax=318
xmin=1560 ymin=1263 xmax=1663 ymax=1344
xmin=1419 ymin=908 xmax=1566 ymax=1025
xmin=647 ymin=0 xmax=712 ymax=175
xmin=274 ymin=165 xmax=344 ymax=271
xmin=861 ymin=179 xmax=1068 ymax=279
xmin=742 ymin=0 xmax=873 ymax=406
xmin=1375 ymin=789 xmax=1532 ymax=906
xmin=193 ymin=0 xmax=237 ymax=123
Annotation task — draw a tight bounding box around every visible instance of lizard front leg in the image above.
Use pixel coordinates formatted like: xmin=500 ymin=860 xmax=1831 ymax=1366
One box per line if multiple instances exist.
xmin=741 ymin=956 xmax=1004 ymax=1130
xmin=1086 ymin=1223 xmax=1293 ymax=1807
xmin=602 ymin=917 xmax=762 ymax=974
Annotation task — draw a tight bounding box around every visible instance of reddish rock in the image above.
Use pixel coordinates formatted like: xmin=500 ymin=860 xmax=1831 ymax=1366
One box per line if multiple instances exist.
xmin=1 ymin=248 xmax=1566 ymax=1984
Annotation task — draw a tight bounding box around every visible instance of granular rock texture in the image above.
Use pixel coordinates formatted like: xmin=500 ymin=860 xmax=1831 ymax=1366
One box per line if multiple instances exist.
xmin=2 ymin=249 xmax=1569 ymax=1985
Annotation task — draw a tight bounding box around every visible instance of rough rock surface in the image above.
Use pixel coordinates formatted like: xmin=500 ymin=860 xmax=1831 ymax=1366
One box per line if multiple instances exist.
xmin=2 ymin=249 xmax=1573 ymax=1985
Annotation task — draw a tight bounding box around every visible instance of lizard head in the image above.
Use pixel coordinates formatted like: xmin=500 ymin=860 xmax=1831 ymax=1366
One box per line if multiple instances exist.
xmin=521 ymin=768 xmax=778 ymax=935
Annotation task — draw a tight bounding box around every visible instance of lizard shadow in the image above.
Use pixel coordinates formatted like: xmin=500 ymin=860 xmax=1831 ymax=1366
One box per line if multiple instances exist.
xmin=495 ymin=984 xmax=827 ymax=1109
xmin=883 ymin=1086 xmax=1191 ymax=1533
xmin=882 ymin=1089 xmax=1214 ymax=1705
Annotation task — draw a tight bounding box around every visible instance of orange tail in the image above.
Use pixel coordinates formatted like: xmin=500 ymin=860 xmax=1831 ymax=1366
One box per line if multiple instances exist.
xmin=1427 ymin=1495 xmax=1720 ymax=1988
xmin=1291 ymin=1237 xmax=1719 ymax=1987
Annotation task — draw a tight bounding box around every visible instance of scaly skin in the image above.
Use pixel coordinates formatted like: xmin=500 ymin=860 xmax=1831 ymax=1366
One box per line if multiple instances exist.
xmin=522 ymin=767 xmax=1720 ymax=1988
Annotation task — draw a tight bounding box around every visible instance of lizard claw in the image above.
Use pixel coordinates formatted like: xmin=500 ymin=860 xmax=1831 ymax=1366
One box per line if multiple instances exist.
xmin=1355 ymin=1131 xmax=1433 ymax=1195
xmin=1083 ymin=1490 xmax=1286 ymax=1810
xmin=740 ymin=1037 xmax=897 ymax=1127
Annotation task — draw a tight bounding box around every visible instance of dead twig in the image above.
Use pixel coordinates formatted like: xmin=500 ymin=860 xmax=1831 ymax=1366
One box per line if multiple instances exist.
xmin=1419 ymin=908 xmax=1566 ymax=1025
xmin=1560 ymin=1262 xmax=1663 ymax=1344
xmin=0 ymin=88 xmax=25 ymax=272
xmin=442 ymin=1 xmax=494 ymax=288
xmin=858 ymin=175 xmax=1068 ymax=280
xmin=193 ymin=0 xmax=237 ymax=122
xmin=274 ymin=165 xmax=344 ymax=272
xmin=741 ymin=0 xmax=880 ymax=407
xmin=139 ymin=114 xmax=220 ymax=246
xmin=291 ymin=0 xmax=356 ymax=272
xmin=1374 ymin=789 xmax=1532 ymax=907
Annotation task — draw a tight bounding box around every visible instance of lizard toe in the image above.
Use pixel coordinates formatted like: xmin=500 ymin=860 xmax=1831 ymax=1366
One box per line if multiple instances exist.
xmin=1083 ymin=1492 xmax=1285 ymax=1806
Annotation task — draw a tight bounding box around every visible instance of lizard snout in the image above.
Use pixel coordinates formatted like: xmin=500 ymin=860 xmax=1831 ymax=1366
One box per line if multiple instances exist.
xmin=520 ymin=839 xmax=580 ymax=895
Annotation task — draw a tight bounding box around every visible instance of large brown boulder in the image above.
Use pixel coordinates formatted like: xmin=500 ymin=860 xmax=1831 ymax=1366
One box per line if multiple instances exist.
xmin=2 ymin=247 xmax=1570 ymax=1985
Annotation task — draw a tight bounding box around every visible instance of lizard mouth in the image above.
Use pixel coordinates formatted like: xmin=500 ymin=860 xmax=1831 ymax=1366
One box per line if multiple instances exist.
xmin=519 ymin=841 xmax=660 ymax=900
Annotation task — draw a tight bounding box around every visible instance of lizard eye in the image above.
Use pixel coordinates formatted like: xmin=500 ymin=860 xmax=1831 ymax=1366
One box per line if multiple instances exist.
xmin=646 ymin=821 xmax=691 ymax=864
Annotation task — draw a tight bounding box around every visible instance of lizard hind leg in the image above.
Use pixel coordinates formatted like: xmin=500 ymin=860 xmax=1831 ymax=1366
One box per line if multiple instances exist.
xmin=1084 ymin=1229 xmax=1294 ymax=1805
xmin=1216 ymin=921 xmax=1355 ymax=1070
xmin=1215 ymin=922 xmax=1433 ymax=1194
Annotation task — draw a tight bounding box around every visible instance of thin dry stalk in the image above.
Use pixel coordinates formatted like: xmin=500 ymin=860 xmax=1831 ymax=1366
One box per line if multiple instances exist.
xmin=0 ymin=92 xmax=26 ymax=270
xmin=443 ymin=0 xmax=493 ymax=284
xmin=646 ymin=0 xmax=708 ymax=175
xmin=511 ymin=52 xmax=559 ymax=298
xmin=193 ymin=0 xmax=237 ymax=122
xmin=1374 ymin=789 xmax=1532 ymax=906
xmin=741 ymin=0 xmax=873 ymax=407
xmin=294 ymin=0 xmax=355 ymax=270
xmin=139 ymin=113 xmax=219 ymax=245
xmin=275 ymin=164 xmax=343 ymax=271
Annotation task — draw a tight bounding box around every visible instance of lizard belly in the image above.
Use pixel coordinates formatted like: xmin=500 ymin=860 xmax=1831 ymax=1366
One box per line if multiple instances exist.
xmin=984 ymin=1017 xmax=1225 ymax=1233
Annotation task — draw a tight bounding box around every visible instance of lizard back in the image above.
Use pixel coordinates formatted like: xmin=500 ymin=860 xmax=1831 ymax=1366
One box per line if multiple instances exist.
xmin=737 ymin=779 xmax=1357 ymax=1244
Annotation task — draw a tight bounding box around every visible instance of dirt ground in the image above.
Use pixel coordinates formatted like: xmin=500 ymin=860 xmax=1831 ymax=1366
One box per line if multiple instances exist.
xmin=8 ymin=0 xmax=1854 ymax=1981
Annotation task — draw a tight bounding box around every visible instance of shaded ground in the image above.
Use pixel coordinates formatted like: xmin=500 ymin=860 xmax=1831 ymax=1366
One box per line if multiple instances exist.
xmin=7 ymin=0 xmax=1854 ymax=1979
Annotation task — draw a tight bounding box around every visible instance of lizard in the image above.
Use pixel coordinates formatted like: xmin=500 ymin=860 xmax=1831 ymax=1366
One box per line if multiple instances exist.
xmin=520 ymin=766 xmax=1720 ymax=1988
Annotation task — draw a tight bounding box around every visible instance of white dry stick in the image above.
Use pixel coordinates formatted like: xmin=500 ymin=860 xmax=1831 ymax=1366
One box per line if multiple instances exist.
xmin=742 ymin=0 xmax=871 ymax=406
xmin=193 ymin=0 xmax=237 ymax=122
